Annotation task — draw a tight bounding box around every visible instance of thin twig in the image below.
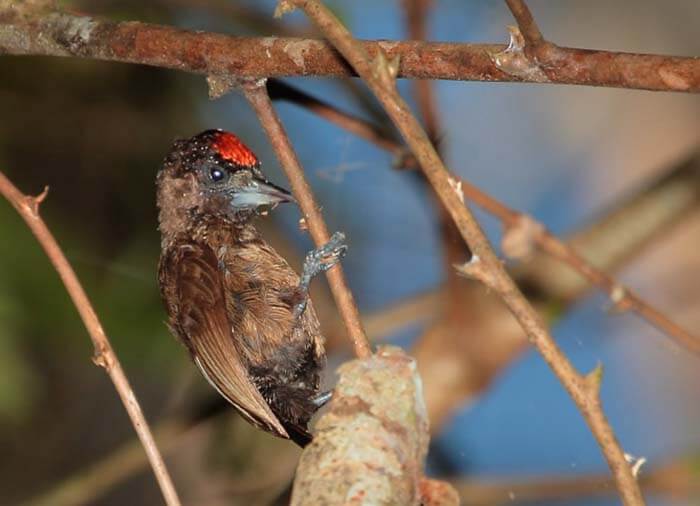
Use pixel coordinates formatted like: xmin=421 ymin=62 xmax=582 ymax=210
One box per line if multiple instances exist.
xmin=0 ymin=171 xmax=181 ymax=506
xmin=455 ymin=455 xmax=699 ymax=505
xmin=283 ymin=1 xmax=645 ymax=504
xmin=242 ymin=81 xmax=372 ymax=358
xmin=504 ymin=0 xmax=544 ymax=46
xmin=268 ymin=80 xmax=700 ymax=355
xmin=1 ymin=7 xmax=699 ymax=92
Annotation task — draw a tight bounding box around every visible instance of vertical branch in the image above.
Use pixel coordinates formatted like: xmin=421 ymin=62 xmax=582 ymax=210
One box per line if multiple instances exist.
xmin=283 ymin=1 xmax=645 ymax=504
xmin=242 ymin=81 xmax=372 ymax=358
xmin=0 ymin=171 xmax=181 ymax=506
xmin=504 ymin=0 xmax=544 ymax=46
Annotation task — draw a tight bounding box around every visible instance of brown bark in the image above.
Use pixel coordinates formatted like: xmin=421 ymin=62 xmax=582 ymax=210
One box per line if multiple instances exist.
xmin=0 ymin=7 xmax=697 ymax=92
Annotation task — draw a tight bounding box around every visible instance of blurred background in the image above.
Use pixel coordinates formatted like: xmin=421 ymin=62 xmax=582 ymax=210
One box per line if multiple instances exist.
xmin=0 ymin=0 xmax=698 ymax=504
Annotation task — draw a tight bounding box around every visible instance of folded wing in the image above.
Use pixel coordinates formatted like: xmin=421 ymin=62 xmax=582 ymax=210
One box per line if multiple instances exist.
xmin=167 ymin=242 xmax=288 ymax=438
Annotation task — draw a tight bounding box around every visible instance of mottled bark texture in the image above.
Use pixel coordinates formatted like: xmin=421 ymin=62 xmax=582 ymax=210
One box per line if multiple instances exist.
xmin=291 ymin=346 xmax=458 ymax=505
xmin=0 ymin=6 xmax=698 ymax=92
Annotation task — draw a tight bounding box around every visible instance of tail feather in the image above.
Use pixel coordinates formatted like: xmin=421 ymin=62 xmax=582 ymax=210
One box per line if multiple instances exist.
xmin=284 ymin=422 xmax=313 ymax=448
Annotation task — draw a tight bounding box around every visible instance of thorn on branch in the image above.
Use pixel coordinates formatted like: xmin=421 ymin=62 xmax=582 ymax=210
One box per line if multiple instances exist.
xmin=501 ymin=213 xmax=544 ymax=260
xmin=491 ymin=26 xmax=549 ymax=82
xmin=447 ymin=176 xmax=464 ymax=203
xmin=583 ymin=362 xmax=604 ymax=396
xmin=24 ymin=185 xmax=49 ymax=216
xmin=624 ymin=453 xmax=647 ymax=478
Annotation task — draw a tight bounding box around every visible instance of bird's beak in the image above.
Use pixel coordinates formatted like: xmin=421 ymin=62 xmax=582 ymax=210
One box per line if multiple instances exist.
xmin=230 ymin=177 xmax=296 ymax=210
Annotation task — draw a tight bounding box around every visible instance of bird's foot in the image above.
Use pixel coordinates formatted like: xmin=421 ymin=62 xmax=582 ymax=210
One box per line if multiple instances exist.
xmin=302 ymin=232 xmax=347 ymax=281
xmin=311 ymin=390 xmax=333 ymax=410
xmin=293 ymin=232 xmax=347 ymax=319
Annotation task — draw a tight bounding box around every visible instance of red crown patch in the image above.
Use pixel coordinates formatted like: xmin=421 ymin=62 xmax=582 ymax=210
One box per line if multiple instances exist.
xmin=212 ymin=132 xmax=259 ymax=167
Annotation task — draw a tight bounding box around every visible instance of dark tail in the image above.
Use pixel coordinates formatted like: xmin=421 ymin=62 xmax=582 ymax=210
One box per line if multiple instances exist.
xmin=284 ymin=422 xmax=313 ymax=448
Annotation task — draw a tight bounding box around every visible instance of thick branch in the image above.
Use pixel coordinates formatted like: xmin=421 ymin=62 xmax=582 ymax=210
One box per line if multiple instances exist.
xmin=0 ymin=7 xmax=697 ymax=92
xmin=285 ymin=0 xmax=645 ymax=504
xmin=0 ymin=171 xmax=181 ymax=506
xmin=242 ymin=82 xmax=372 ymax=358
xmin=291 ymin=346 xmax=458 ymax=505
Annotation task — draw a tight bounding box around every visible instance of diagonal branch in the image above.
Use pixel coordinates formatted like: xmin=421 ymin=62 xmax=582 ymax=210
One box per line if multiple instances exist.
xmin=0 ymin=6 xmax=698 ymax=92
xmin=242 ymin=81 xmax=372 ymax=358
xmin=282 ymin=0 xmax=645 ymax=504
xmin=0 ymin=171 xmax=181 ymax=506
xmin=267 ymin=80 xmax=700 ymax=355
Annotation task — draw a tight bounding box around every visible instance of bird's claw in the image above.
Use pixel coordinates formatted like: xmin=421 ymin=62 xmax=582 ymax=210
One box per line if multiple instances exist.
xmin=293 ymin=232 xmax=347 ymax=321
xmin=303 ymin=232 xmax=347 ymax=279
xmin=311 ymin=390 xmax=333 ymax=409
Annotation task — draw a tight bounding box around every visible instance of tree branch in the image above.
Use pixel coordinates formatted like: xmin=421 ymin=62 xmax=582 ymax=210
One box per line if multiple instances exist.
xmin=0 ymin=171 xmax=181 ymax=506
xmin=242 ymin=81 xmax=372 ymax=358
xmin=0 ymin=6 xmax=697 ymax=92
xmin=455 ymin=454 xmax=699 ymax=505
xmin=268 ymin=80 xmax=700 ymax=355
xmin=282 ymin=0 xmax=645 ymax=504
xmin=504 ymin=0 xmax=544 ymax=46
xmin=291 ymin=346 xmax=458 ymax=505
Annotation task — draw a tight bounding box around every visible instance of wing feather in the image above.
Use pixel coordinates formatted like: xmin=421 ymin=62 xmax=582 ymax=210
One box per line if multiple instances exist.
xmin=168 ymin=242 xmax=287 ymax=438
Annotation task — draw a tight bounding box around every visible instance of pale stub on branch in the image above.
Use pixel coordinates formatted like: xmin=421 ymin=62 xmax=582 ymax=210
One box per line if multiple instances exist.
xmin=291 ymin=346 xmax=459 ymax=505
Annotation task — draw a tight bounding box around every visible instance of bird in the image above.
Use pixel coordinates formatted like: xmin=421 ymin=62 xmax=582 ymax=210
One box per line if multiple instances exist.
xmin=156 ymin=129 xmax=346 ymax=447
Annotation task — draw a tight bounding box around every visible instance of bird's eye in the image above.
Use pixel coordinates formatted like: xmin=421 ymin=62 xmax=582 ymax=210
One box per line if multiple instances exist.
xmin=209 ymin=167 xmax=226 ymax=182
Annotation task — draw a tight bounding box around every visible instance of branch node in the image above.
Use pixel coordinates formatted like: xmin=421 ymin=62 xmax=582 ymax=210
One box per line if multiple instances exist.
xmin=501 ymin=213 xmax=544 ymax=260
xmin=206 ymin=74 xmax=236 ymax=99
xmin=454 ymin=255 xmax=494 ymax=287
xmin=391 ymin=147 xmax=415 ymax=170
xmin=491 ymin=26 xmax=549 ymax=82
xmin=92 ymin=345 xmax=113 ymax=370
xmin=208 ymin=75 xmax=266 ymax=100
xmin=583 ymin=361 xmax=604 ymax=396
xmin=371 ymin=48 xmax=400 ymax=89
xmin=608 ymin=284 xmax=632 ymax=314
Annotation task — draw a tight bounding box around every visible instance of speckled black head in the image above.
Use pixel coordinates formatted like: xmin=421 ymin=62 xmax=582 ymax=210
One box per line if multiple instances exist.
xmin=157 ymin=129 xmax=294 ymax=239
xmin=161 ymin=129 xmax=265 ymax=179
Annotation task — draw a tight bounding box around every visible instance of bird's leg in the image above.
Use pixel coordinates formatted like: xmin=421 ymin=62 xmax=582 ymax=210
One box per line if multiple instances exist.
xmin=293 ymin=231 xmax=347 ymax=320
xmin=310 ymin=390 xmax=333 ymax=409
